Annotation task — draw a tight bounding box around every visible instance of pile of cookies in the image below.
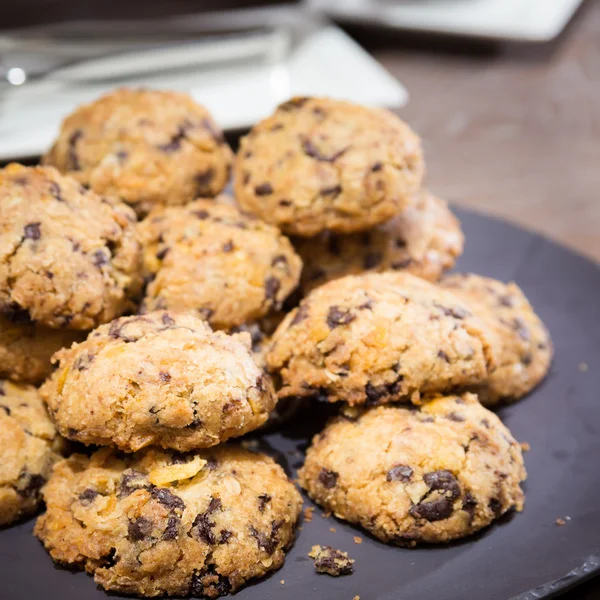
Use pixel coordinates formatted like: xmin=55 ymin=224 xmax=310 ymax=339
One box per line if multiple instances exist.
xmin=0 ymin=88 xmax=552 ymax=597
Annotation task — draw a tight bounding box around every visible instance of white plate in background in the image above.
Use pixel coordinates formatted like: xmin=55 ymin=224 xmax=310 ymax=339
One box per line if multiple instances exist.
xmin=308 ymin=0 xmax=585 ymax=42
xmin=0 ymin=25 xmax=407 ymax=161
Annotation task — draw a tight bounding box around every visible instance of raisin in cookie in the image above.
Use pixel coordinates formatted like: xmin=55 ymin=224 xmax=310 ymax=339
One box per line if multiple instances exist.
xmin=296 ymin=189 xmax=464 ymax=294
xmin=43 ymin=88 xmax=233 ymax=216
xmin=234 ymin=96 xmax=424 ymax=237
xmin=299 ymin=393 xmax=525 ymax=545
xmin=440 ymin=273 xmax=552 ymax=405
xmin=35 ymin=445 xmax=302 ymax=597
xmin=41 ymin=311 xmax=277 ymax=452
xmin=266 ymin=272 xmax=495 ymax=405
xmin=0 ymin=314 xmax=84 ymax=384
xmin=0 ymin=380 xmax=64 ymax=526
xmin=137 ymin=199 xmax=302 ymax=330
xmin=0 ymin=164 xmax=142 ymax=330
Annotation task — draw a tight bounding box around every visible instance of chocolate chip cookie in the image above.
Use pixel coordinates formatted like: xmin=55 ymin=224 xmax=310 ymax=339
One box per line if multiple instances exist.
xmin=0 ymin=314 xmax=84 ymax=384
xmin=0 ymin=164 xmax=142 ymax=330
xmin=35 ymin=445 xmax=302 ymax=597
xmin=137 ymin=199 xmax=302 ymax=330
xmin=234 ymin=96 xmax=424 ymax=237
xmin=0 ymin=380 xmax=64 ymax=526
xmin=41 ymin=311 xmax=277 ymax=452
xmin=440 ymin=273 xmax=553 ymax=405
xmin=299 ymin=393 xmax=526 ymax=545
xmin=44 ymin=88 xmax=233 ymax=216
xmin=266 ymin=272 xmax=495 ymax=405
xmin=295 ymin=189 xmax=464 ymax=294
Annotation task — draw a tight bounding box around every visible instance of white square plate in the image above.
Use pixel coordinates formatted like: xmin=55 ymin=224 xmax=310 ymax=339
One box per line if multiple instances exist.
xmin=0 ymin=24 xmax=407 ymax=161
xmin=308 ymin=0 xmax=585 ymax=42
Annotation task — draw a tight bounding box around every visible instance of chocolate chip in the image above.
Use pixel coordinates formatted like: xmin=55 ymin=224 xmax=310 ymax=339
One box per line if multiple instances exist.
xmin=319 ymin=469 xmax=338 ymax=489
xmin=206 ymin=456 xmax=218 ymax=470
xmin=159 ymin=371 xmax=171 ymax=383
xmin=321 ymin=185 xmax=342 ymax=197
xmin=391 ymin=258 xmax=413 ymax=270
xmin=255 ymin=183 xmax=273 ymax=196
xmin=78 ymin=488 xmax=98 ymax=505
xmin=191 ymin=497 xmax=222 ymax=545
xmin=365 ymin=382 xmax=392 ymax=405
xmin=250 ymin=520 xmax=283 ymax=555
xmin=489 ymin=498 xmax=503 ymax=516
xmin=218 ymin=529 xmax=233 ymax=544
xmin=190 ymin=566 xmax=231 ymax=597
xmin=119 ymin=470 xmax=149 ymax=497
xmin=197 ymin=307 xmax=214 ymax=320
xmin=93 ymin=249 xmax=109 ymax=267
xmin=363 ymin=252 xmax=382 ymax=270
xmin=447 ymin=412 xmax=465 ymax=422
xmin=265 ymin=276 xmax=280 ymax=302
xmin=291 ymin=304 xmax=309 ymax=326
xmin=24 ymin=223 xmax=41 ymax=240
xmin=156 ymin=247 xmax=170 ymax=261
xmin=513 ymin=317 xmax=531 ymax=341
xmin=48 ymin=181 xmax=63 ymax=202
xmin=498 ymin=294 xmax=515 ymax=307
xmin=301 ymin=138 xmax=348 ymax=162
xmin=157 ymin=121 xmax=195 ymax=153
xmin=116 ymin=150 xmax=128 ymax=163
xmin=68 ymin=129 xmax=83 ymax=170
xmin=387 ymin=465 xmax=413 ymax=482
xmin=193 ymin=209 xmax=210 ymax=220
xmin=150 ymin=487 xmax=185 ymax=511
xmin=162 ymin=313 xmax=176 ymax=326
xmin=481 ymin=418 xmax=491 ymax=429
xmin=163 ymin=515 xmax=180 ymax=540
xmin=433 ymin=303 xmax=471 ymax=320
xmin=371 ymin=161 xmax=383 ymax=172
xmin=128 ymin=517 xmax=153 ymax=541
xmin=424 ymin=470 xmax=461 ymax=499
xmin=195 ymin=168 xmax=216 ymax=195
xmin=271 ymin=254 xmax=288 ymax=269
xmin=327 ymin=306 xmax=355 ymax=329
xmin=279 ymin=199 xmax=292 ymax=207
xmin=313 ymin=546 xmax=354 ymax=576
xmin=0 ymin=405 xmax=10 ymax=415
xmin=522 ymin=353 xmax=533 ymax=365
xmin=17 ymin=472 xmax=45 ymax=498
xmin=258 ymin=493 xmax=271 ymax=512
xmin=438 ymin=350 xmax=450 ymax=362
xmin=462 ymin=492 xmax=478 ymax=521
xmin=410 ymin=498 xmax=454 ymax=522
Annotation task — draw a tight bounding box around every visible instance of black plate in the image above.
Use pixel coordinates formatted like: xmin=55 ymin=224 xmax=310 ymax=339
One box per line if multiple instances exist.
xmin=2 ymin=207 xmax=600 ymax=600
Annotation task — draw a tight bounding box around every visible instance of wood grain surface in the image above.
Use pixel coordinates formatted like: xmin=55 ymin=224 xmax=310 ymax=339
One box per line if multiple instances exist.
xmin=352 ymin=0 xmax=600 ymax=265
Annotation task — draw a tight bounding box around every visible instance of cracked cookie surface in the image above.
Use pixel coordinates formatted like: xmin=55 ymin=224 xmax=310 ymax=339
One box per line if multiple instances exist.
xmin=440 ymin=273 xmax=552 ymax=405
xmin=137 ymin=199 xmax=302 ymax=330
xmin=0 ymin=164 xmax=142 ymax=330
xmin=41 ymin=311 xmax=277 ymax=452
xmin=234 ymin=96 xmax=424 ymax=237
xmin=43 ymin=88 xmax=233 ymax=216
xmin=298 ymin=393 xmax=525 ymax=545
xmin=266 ymin=272 xmax=495 ymax=405
xmin=0 ymin=314 xmax=84 ymax=384
xmin=0 ymin=380 xmax=64 ymax=526
xmin=35 ymin=445 xmax=302 ymax=597
xmin=295 ymin=189 xmax=464 ymax=294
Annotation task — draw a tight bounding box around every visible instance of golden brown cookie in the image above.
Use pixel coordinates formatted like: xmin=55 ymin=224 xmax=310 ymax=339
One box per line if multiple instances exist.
xmin=266 ymin=272 xmax=495 ymax=405
xmin=0 ymin=380 xmax=64 ymax=526
xmin=41 ymin=311 xmax=277 ymax=452
xmin=35 ymin=445 xmax=302 ymax=597
xmin=234 ymin=96 xmax=424 ymax=237
xmin=299 ymin=393 xmax=526 ymax=545
xmin=0 ymin=163 xmax=142 ymax=330
xmin=137 ymin=199 xmax=302 ymax=330
xmin=440 ymin=273 xmax=553 ymax=405
xmin=0 ymin=314 xmax=84 ymax=384
xmin=295 ymin=189 xmax=464 ymax=294
xmin=43 ymin=88 xmax=233 ymax=215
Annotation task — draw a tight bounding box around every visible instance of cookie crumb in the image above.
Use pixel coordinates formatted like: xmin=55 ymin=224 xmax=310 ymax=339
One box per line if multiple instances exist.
xmin=353 ymin=536 xmax=363 ymax=545
xmin=322 ymin=510 xmax=332 ymax=518
xmin=579 ymin=362 xmax=588 ymax=372
xmin=353 ymin=596 xmax=361 ymax=600
xmin=520 ymin=441 xmax=531 ymax=452
xmin=304 ymin=507 xmax=315 ymax=522
xmin=309 ymin=545 xmax=354 ymax=576
xmin=280 ymin=580 xmax=285 ymax=585
xmin=330 ymin=527 xmax=336 ymax=533
xmin=556 ymin=518 xmax=566 ymax=526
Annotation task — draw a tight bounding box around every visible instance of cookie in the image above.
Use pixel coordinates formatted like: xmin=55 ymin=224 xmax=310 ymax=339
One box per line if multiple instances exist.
xmin=41 ymin=311 xmax=277 ymax=452
xmin=295 ymin=189 xmax=464 ymax=294
xmin=0 ymin=314 xmax=84 ymax=384
xmin=309 ymin=545 xmax=354 ymax=576
xmin=0 ymin=380 xmax=64 ymax=526
xmin=298 ymin=393 xmax=526 ymax=545
xmin=35 ymin=445 xmax=302 ymax=597
xmin=0 ymin=164 xmax=142 ymax=330
xmin=137 ymin=199 xmax=302 ymax=330
xmin=266 ymin=272 xmax=495 ymax=405
xmin=234 ymin=96 xmax=424 ymax=237
xmin=43 ymin=88 xmax=233 ymax=216
xmin=440 ymin=273 xmax=553 ymax=405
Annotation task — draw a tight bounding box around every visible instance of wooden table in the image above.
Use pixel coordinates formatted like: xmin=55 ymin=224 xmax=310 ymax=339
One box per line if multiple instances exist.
xmin=348 ymin=0 xmax=600 ymax=265
xmin=347 ymin=3 xmax=599 ymax=598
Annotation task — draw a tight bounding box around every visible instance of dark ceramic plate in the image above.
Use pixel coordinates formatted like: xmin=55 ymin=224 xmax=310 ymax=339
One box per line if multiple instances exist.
xmin=2 ymin=207 xmax=600 ymax=600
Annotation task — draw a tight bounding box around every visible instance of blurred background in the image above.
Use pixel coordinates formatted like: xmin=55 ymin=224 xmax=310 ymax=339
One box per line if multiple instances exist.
xmin=0 ymin=0 xmax=597 ymax=269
